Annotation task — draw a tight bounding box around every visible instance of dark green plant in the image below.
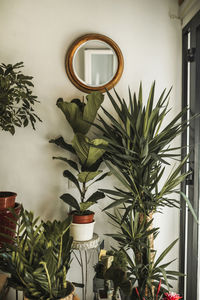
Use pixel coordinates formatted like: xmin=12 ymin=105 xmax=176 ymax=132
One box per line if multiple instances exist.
xmin=0 ymin=62 xmax=41 ymax=135
xmin=0 ymin=208 xmax=73 ymax=299
xmin=93 ymin=82 xmax=195 ymax=296
xmin=94 ymin=249 xmax=132 ymax=300
xmin=106 ymin=209 xmax=183 ymax=297
xmin=50 ymin=92 xmax=110 ymax=214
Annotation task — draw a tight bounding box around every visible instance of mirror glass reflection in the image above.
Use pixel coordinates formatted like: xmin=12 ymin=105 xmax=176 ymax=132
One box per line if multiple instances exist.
xmin=73 ymin=40 xmax=118 ymax=87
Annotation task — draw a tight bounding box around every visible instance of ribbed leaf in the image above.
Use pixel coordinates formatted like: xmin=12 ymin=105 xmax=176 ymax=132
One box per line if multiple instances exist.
xmin=87 ymin=191 xmax=105 ymax=203
xmin=53 ymin=156 xmax=79 ymax=171
xmin=78 ymin=171 xmax=102 ymax=183
xmin=63 ymin=170 xmax=81 ymax=193
xmin=60 ymin=193 xmax=80 ymax=210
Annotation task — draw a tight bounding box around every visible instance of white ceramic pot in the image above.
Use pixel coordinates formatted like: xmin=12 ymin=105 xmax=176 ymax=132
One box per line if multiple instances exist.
xmin=70 ymin=221 xmax=95 ymax=241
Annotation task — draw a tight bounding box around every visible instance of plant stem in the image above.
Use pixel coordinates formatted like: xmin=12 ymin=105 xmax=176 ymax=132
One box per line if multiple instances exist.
xmin=81 ymin=182 xmax=86 ymax=203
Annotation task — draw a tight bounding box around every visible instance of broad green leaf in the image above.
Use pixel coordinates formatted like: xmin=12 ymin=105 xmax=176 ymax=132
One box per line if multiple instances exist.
xmin=56 ymin=91 xmax=104 ymax=134
xmin=86 ymin=191 xmax=105 ymax=203
xmin=78 ymin=171 xmax=102 ymax=183
xmin=53 ymin=156 xmax=79 ymax=171
xmin=63 ymin=170 xmax=81 ymax=194
xmin=79 ymin=202 xmax=94 ymax=211
xmin=60 ymin=193 xmax=80 ymax=210
xmin=83 ymin=91 xmax=104 ymax=127
xmin=72 ymin=133 xmax=89 ymax=165
xmin=49 ymin=137 xmax=75 ymax=154
xmin=86 ymin=139 xmax=108 ymax=167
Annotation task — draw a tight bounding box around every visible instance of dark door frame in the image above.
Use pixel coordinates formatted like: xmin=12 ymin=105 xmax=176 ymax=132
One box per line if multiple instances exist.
xmin=180 ymin=10 xmax=200 ymax=300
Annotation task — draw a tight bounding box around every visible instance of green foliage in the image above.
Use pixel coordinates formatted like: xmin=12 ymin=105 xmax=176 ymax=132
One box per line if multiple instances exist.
xmin=56 ymin=91 xmax=104 ymax=135
xmin=93 ymin=83 xmax=193 ymax=296
xmin=0 ymin=208 xmax=73 ymax=299
xmin=106 ymin=209 xmax=184 ymax=298
xmin=0 ymin=62 xmax=42 ymax=135
xmin=95 ymin=82 xmax=193 ymax=214
xmin=50 ymin=92 xmax=109 ymax=213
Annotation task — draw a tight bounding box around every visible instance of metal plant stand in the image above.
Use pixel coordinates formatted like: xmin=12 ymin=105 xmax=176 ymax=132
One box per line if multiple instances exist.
xmin=72 ymin=233 xmax=100 ymax=300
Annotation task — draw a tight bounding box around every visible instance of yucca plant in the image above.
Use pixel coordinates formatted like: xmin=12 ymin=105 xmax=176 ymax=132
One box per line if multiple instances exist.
xmin=93 ymin=82 xmax=197 ymax=297
xmin=106 ymin=209 xmax=183 ymax=298
xmin=0 ymin=208 xmax=74 ymax=299
xmin=50 ymin=91 xmax=110 ymax=216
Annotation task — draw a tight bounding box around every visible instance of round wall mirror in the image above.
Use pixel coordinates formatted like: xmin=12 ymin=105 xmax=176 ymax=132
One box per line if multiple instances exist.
xmin=65 ymin=33 xmax=124 ymax=93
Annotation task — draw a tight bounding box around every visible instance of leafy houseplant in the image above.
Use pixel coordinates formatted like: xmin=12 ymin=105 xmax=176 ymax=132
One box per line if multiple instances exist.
xmin=94 ymin=249 xmax=131 ymax=300
xmin=50 ymin=92 xmax=110 ymax=240
xmin=93 ymin=82 xmax=196 ymax=297
xmin=0 ymin=208 xmax=74 ymax=300
xmin=0 ymin=62 xmax=41 ymax=246
xmin=0 ymin=62 xmax=41 ymax=135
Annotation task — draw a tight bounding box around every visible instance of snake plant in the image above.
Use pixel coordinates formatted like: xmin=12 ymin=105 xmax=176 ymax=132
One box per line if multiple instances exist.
xmin=0 ymin=208 xmax=73 ymax=299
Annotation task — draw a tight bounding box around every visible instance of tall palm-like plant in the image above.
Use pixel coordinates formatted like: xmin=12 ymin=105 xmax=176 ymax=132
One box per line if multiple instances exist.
xmin=93 ymin=82 xmax=196 ymax=297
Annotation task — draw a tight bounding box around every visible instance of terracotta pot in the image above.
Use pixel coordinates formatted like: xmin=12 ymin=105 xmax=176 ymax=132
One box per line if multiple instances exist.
xmin=0 ymin=202 xmax=21 ymax=247
xmin=72 ymin=211 xmax=94 ymax=224
xmin=0 ymin=191 xmax=17 ymax=210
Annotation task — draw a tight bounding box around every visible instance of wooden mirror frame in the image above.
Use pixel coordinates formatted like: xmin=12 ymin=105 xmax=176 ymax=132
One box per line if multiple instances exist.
xmin=65 ymin=33 xmax=124 ymax=93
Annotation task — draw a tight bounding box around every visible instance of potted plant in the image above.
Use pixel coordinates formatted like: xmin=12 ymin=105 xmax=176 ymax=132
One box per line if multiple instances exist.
xmin=0 ymin=207 xmax=75 ymax=299
xmin=93 ymin=82 xmax=197 ymax=297
xmin=0 ymin=62 xmax=41 ymax=246
xmin=50 ymin=92 xmax=110 ymax=241
xmin=94 ymin=249 xmax=131 ymax=300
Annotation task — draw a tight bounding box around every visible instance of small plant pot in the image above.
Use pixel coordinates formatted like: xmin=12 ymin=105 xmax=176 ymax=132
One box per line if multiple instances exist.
xmin=72 ymin=211 xmax=94 ymax=224
xmin=0 ymin=202 xmax=21 ymax=247
xmin=70 ymin=221 xmax=95 ymax=241
xmin=0 ymin=191 xmax=17 ymax=210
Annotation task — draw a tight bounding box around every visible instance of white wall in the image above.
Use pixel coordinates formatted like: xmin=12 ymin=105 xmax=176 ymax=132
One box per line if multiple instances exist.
xmin=0 ymin=0 xmax=182 ymax=299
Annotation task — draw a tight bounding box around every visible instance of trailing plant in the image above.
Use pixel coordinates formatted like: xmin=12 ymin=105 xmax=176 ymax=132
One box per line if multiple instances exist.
xmin=0 ymin=62 xmax=41 ymax=135
xmin=50 ymin=92 xmax=110 ymax=215
xmin=0 ymin=208 xmax=74 ymax=299
xmin=93 ymin=82 xmax=196 ymax=296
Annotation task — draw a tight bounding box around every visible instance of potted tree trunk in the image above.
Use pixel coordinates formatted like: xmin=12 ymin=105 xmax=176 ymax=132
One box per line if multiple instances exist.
xmin=93 ymin=82 xmax=197 ymax=298
xmin=50 ymin=92 xmax=110 ymax=241
xmin=0 ymin=208 xmax=75 ymax=299
xmin=0 ymin=62 xmax=41 ymax=247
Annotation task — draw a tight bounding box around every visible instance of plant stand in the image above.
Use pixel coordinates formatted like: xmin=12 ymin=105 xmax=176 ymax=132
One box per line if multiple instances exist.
xmin=72 ymin=233 xmax=100 ymax=300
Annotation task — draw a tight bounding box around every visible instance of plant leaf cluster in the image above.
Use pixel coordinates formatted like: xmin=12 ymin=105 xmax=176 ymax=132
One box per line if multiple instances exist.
xmin=0 ymin=208 xmax=73 ymax=299
xmin=94 ymin=82 xmax=192 ymax=214
xmin=106 ymin=209 xmax=184 ymax=298
xmin=50 ymin=92 xmax=110 ymax=213
xmin=92 ymin=83 xmax=192 ymax=297
xmin=0 ymin=62 xmax=41 ymax=135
